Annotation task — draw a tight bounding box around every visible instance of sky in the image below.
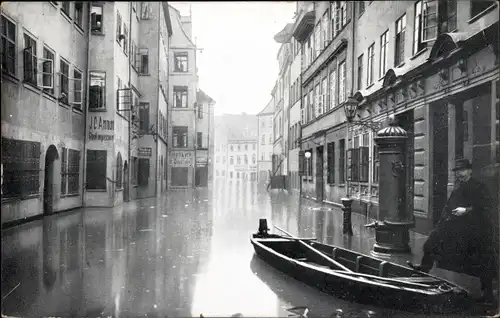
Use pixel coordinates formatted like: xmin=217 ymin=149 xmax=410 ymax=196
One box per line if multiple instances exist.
xmin=169 ymin=1 xmax=296 ymax=116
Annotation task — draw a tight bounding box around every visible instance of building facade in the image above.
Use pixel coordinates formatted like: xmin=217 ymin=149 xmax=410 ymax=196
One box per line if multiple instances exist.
xmin=1 ymin=2 xmax=173 ymax=226
xmin=195 ymin=89 xmax=215 ymax=187
xmin=348 ymin=0 xmax=499 ymax=234
xmin=167 ymin=6 xmax=199 ymax=189
xmin=213 ymin=114 xmax=258 ymax=184
xmin=257 ymin=98 xmax=274 ymax=185
xmin=294 ymin=1 xmax=354 ymax=204
xmin=85 ymin=2 xmax=172 ymax=207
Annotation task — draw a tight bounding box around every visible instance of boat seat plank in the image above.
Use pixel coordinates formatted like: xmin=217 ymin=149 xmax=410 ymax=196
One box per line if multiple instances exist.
xmin=355 ymin=256 xmax=364 ymax=272
xmin=396 ymin=276 xmax=442 ymax=283
xmin=255 ymin=238 xmax=294 ymax=242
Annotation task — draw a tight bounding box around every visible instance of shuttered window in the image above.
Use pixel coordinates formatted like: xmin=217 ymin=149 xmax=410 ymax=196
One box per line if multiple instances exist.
xmin=327 ymin=142 xmax=335 ymax=184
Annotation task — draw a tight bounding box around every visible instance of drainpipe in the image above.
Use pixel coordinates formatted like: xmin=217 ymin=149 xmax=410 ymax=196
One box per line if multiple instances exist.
xmin=193 ymin=40 xmax=197 ymax=189
xmin=155 ymin=2 xmax=160 ymax=197
xmin=82 ymin=2 xmax=92 ymax=207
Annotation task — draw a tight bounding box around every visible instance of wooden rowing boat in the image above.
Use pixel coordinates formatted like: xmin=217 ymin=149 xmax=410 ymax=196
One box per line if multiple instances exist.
xmin=250 ymin=219 xmax=471 ymax=313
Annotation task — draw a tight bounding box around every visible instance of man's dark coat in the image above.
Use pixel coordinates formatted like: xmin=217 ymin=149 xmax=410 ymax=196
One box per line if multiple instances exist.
xmin=430 ymin=177 xmax=497 ymax=278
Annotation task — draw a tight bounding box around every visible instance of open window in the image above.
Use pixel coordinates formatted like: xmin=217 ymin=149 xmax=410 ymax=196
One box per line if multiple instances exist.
xmin=140 ymin=2 xmax=152 ymax=20
xmin=135 ymin=48 xmax=149 ymax=74
xmin=174 ymin=52 xmax=188 ymax=72
xmin=23 ymin=34 xmax=37 ymax=85
xmin=89 ymin=71 xmax=106 ymax=110
xmin=91 ymin=5 xmax=103 ymax=34
xmin=173 ymin=86 xmax=188 ymax=108
xmin=41 ymin=47 xmax=54 ymax=94
xmin=419 ymin=0 xmax=458 ymax=45
xmin=71 ymin=69 xmax=83 ymax=108
xmin=1 ymin=15 xmax=16 ymax=76
xmin=59 ymin=59 xmax=70 ymax=104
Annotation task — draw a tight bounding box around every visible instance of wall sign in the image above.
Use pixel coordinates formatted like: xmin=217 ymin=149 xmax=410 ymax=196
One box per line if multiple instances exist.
xmin=138 ymin=147 xmax=152 ymax=157
xmin=88 ymin=115 xmax=114 ymax=141
xmin=170 ymin=151 xmax=193 ymax=167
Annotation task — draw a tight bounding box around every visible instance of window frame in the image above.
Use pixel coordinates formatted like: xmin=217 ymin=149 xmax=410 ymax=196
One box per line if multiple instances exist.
xmin=136 ymin=48 xmax=149 ymax=75
xmin=1 ymin=14 xmax=17 ymax=76
xmin=139 ymin=102 xmax=150 ymax=133
xmin=172 ymin=126 xmax=188 ymax=148
xmin=367 ymin=43 xmax=375 ymax=86
xmin=174 ymin=52 xmax=189 ymax=72
xmin=116 ymin=12 xmax=122 ymax=45
xmin=67 ymin=149 xmax=81 ymax=194
xmin=41 ymin=46 xmax=55 ymax=95
xmin=23 ymin=33 xmax=38 ymax=86
xmin=173 ymin=86 xmax=188 ymax=108
xmin=74 ymin=2 xmax=84 ymax=30
xmin=379 ymin=30 xmax=389 ymax=78
xmin=72 ymin=68 xmax=83 ymax=108
xmin=59 ymin=58 xmax=70 ymax=104
xmin=338 ymin=60 xmax=346 ymax=103
xmin=357 ymin=54 xmax=364 ymax=91
xmin=85 ymin=149 xmax=107 ymax=190
xmin=140 ymin=2 xmax=152 ymax=20
xmin=61 ymin=1 xmax=71 ymax=18
xmin=395 ymin=14 xmax=406 ymax=66
xmin=89 ymin=71 xmax=106 ymax=110
xmin=413 ymin=0 xmax=427 ymax=55
xmin=90 ymin=4 xmax=104 ymax=34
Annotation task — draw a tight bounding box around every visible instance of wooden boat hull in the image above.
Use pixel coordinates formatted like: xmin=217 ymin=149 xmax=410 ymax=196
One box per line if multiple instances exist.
xmin=250 ymin=233 xmax=471 ymax=313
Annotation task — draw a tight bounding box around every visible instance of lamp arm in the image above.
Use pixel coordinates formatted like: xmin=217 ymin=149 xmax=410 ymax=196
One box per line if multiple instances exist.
xmin=348 ymin=119 xmax=382 ymax=133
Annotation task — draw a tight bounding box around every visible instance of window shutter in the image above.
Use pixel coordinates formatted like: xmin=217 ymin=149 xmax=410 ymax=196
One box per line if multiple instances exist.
xmin=347 ymin=148 xmax=353 ymax=181
xmin=422 ymin=0 xmax=439 ymax=42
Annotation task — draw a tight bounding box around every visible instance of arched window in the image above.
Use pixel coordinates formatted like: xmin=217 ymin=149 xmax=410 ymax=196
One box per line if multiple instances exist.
xmin=116 ymin=152 xmax=123 ymax=189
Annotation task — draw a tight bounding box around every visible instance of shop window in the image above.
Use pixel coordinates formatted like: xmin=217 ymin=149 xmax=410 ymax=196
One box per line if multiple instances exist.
xmin=89 ymin=71 xmax=106 ymax=110
xmin=327 ymin=142 xmax=335 ymax=184
xmin=1 ymin=15 xmax=16 ymax=76
xmin=1 ymin=139 xmax=41 ymax=198
xmin=91 ymin=5 xmax=103 ymax=33
xmin=138 ymin=158 xmax=149 ymax=186
xmin=86 ymin=150 xmax=107 ymax=190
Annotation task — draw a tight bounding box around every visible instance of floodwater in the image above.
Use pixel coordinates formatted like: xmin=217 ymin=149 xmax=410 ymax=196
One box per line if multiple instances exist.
xmin=0 ymin=180 xmax=468 ymax=317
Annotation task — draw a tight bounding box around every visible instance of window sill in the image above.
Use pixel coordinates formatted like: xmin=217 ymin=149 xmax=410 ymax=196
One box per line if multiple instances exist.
xmin=61 ymin=193 xmax=80 ymax=198
xmin=468 ymin=3 xmax=497 ymax=24
xmin=42 ymin=92 xmax=57 ymax=102
xmin=2 ymin=71 xmax=20 ymax=84
xmin=74 ymin=23 xmax=85 ymax=35
xmin=1 ymin=194 xmax=40 ymax=203
xmin=59 ymin=101 xmax=70 ymax=109
xmin=89 ymin=108 xmax=107 ymax=112
xmin=395 ymin=62 xmax=405 ymax=68
xmin=23 ymin=81 xmax=42 ymax=93
xmin=91 ymin=31 xmax=105 ymax=36
xmin=61 ymin=11 xmax=72 ymax=23
xmin=72 ymin=106 xmax=83 ymax=113
xmin=49 ymin=2 xmax=58 ymax=9
xmin=138 ymin=73 xmax=150 ymax=76
xmin=86 ymin=189 xmax=107 ymax=192
xmin=366 ymin=83 xmax=375 ymax=90
xmin=410 ymin=47 xmax=428 ymax=60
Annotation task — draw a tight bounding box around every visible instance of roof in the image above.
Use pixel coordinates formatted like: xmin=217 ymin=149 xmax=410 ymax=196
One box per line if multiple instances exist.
xmin=258 ymin=98 xmax=274 ymax=116
xmin=197 ymin=89 xmax=215 ymax=103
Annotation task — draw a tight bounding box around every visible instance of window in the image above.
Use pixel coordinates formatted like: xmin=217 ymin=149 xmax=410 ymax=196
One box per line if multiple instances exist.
xmin=230 ymin=156 xmax=234 ymax=165
xmin=244 ymin=154 xmax=248 ymax=165
xmin=413 ymin=1 xmax=427 ymax=55
xmin=379 ymin=30 xmax=389 ymax=77
xmin=395 ymin=14 xmax=406 ymax=66
xmin=357 ymin=54 xmax=363 ymax=91
xmin=174 ymin=86 xmax=188 ymax=108
xmin=321 ymin=77 xmax=327 ymax=115
xmin=86 ymin=150 xmax=107 ymax=190
xmin=61 ymin=148 xmax=67 ymax=195
xmin=136 ymin=48 xmax=149 ymax=74
xmin=61 ymin=1 xmax=70 ymax=16
xmin=339 ymin=139 xmax=345 ymax=183
xmin=132 ymin=2 xmax=137 ymax=12
xmin=138 ymin=158 xmax=149 ymax=186
xmin=198 ymin=103 xmax=203 ymax=119
xmin=116 ymin=153 xmax=123 ymax=189
xmin=59 ymin=59 xmax=69 ymax=104
xmin=360 ymin=133 xmax=369 ymax=182
xmin=367 ymin=43 xmax=375 ymax=86
xmin=123 ymin=24 xmax=128 ymax=55
xmin=42 ymin=47 xmax=55 ymax=94
xmin=72 ymin=69 xmax=83 ymax=108
xmin=135 ymin=100 xmax=148 ymax=129
xmin=91 ymin=5 xmax=103 ymax=33
xmin=197 ymin=132 xmax=203 ymax=148
xmin=140 ymin=2 xmax=151 ymax=20
xmin=329 ymin=69 xmax=336 ymax=110
xmin=332 ymin=1 xmax=348 ymax=37
xmin=338 ymin=61 xmax=346 ymax=103
xmin=74 ymin=2 xmax=84 ymax=29
xmin=116 ymin=12 xmax=123 ymax=44
xmin=359 ymin=1 xmax=365 ymax=16
xmin=471 ymin=1 xmax=495 ymax=18
xmin=1 ymin=15 xmax=16 ymax=75
xmin=252 ymin=154 xmax=256 ymax=164
xmin=130 ymin=41 xmax=137 ymax=70
xmin=327 ymin=142 xmax=335 ymax=184
xmin=237 ymin=156 xmax=241 ymax=165
xmin=1 ymin=138 xmax=41 ymax=198
xmin=174 ymin=52 xmax=188 ymax=72
xmin=172 ymin=126 xmax=188 ymax=148
xmin=23 ymin=34 xmax=37 ymax=85
xmin=68 ymin=149 xmax=81 ymax=194
xmin=89 ymin=71 xmax=106 ymax=110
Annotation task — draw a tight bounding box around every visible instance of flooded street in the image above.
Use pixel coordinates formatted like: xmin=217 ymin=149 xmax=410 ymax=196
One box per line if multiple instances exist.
xmin=0 ymin=182 xmax=457 ymax=317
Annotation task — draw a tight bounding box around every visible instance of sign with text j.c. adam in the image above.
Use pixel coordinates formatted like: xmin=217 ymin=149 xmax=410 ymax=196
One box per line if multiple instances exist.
xmin=88 ymin=115 xmax=114 ymax=141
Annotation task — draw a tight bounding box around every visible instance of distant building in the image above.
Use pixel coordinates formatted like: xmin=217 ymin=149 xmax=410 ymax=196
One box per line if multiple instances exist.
xmin=167 ymin=5 xmax=199 ymax=188
xmin=214 ymin=114 xmax=258 ymax=183
xmin=257 ymin=99 xmax=275 ymax=185
xmin=195 ymin=89 xmax=216 ymax=187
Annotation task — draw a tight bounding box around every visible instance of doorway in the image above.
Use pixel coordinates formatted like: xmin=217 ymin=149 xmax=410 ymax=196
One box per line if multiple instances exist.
xmin=396 ymin=110 xmax=415 ymax=219
xmin=123 ymin=161 xmax=129 ymax=202
xmin=431 ymin=102 xmax=449 ymax=226
xmin=315 ymin=146 xmax=324 ymax=202
xmin=43 ymin=145 xmax=59 ymax=215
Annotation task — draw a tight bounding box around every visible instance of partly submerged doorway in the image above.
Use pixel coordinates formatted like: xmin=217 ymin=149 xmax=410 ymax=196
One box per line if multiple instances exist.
xmin=43 ymin=145 xmax=59 ymax=215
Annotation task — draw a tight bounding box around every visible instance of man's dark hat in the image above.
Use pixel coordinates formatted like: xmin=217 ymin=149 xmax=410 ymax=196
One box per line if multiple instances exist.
xmin=452 ymin=158 xmax=472 ymax=171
